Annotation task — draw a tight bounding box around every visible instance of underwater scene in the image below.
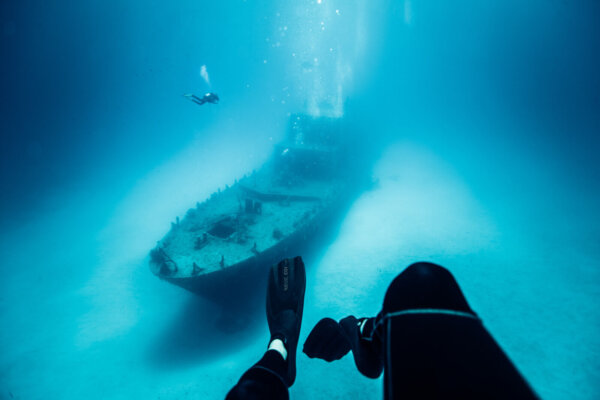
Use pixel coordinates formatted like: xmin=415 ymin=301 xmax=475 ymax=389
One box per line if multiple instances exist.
xmin=1 ymin=0 xmax=599 ymax=399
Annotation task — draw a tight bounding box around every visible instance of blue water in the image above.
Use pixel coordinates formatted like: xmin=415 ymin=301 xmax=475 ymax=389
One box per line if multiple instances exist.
xmin=1 ymin=1 xmax=599 ymax=399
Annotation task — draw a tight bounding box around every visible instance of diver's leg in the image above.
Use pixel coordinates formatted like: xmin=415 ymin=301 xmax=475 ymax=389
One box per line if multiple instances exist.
xmin=380 ymin=263 xmax=538 ymax=399
xmin=226 ymin=350 xmax=289 ymax=400
xmin=303 ymin=262 xmax=473 ymax=379
xmin=358 ymin=263 xmax=474 ymax=378
xmin=226 ymin=257 xmax=306 ymax=399
xmin=303 ymin=316 xmax=384 ymax=377
xmin=191 ymin=98 xmax=206 ymax=105
xmin=381 ymin=262 xmax=474 ymax=314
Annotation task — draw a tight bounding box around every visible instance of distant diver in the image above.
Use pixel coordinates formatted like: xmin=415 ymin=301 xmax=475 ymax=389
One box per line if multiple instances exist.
xmin=184 ymin=92 xmax=219 ymax=106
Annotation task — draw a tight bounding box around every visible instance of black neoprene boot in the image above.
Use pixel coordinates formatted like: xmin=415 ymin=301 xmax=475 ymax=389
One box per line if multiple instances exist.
xmin=339 ymin=316 xmax=384 ymax=378
xmin=303 ymin=315 xmax=383 ymax=379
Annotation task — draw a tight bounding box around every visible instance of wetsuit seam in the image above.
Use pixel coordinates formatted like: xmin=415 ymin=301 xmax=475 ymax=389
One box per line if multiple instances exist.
xmin=250 ymin=365 xmax=288 ymax=389
xmin=376 ymin=308 xmax=479 ymax=330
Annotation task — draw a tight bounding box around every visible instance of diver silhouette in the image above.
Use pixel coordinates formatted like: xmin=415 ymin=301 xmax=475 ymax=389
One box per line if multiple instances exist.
xmin=226 ymin=257 xmax=539 ymax=400
xmin=184 ymin=92 xmax=219 ymax=106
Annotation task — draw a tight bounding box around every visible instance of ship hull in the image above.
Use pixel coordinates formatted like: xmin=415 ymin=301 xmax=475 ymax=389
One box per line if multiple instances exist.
xmin=156 ymin=186 xmax=357 ymax=301
xmin=150 ymin=114 xmax=369 ymax=301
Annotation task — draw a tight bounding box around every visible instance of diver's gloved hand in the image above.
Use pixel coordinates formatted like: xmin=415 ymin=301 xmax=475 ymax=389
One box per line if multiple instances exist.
xmin=303 ymin=316 xmax=384 ymax=379
xmin=303 ymin=318 xmax=352 ymax=361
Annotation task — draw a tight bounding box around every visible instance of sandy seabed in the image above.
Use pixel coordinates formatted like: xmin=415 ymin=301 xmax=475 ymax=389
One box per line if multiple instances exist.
xmin=1 ymin=141 xmax=598 ymax=400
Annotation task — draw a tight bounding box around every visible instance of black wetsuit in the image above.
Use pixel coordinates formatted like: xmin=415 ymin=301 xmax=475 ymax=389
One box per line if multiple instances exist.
xmin=227 ymin=262 xmax=538 ymax=399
